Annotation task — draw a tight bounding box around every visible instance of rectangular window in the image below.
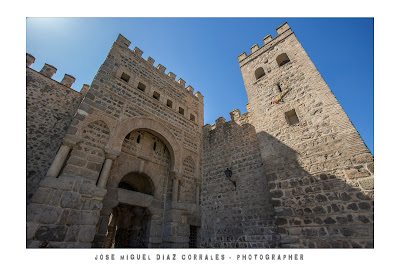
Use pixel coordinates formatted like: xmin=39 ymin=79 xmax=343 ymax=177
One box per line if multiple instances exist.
xmin=190 ymin=114 xmax=195 ymax=122
xmin=167 ymin=99 xmax=173 ymax=108
xmin=179 ymin=107 xmax=185 ymax=116
xmin=121 ymin=72 xmax=130 ymax=83
xmin=285 ymin=109 xmax=299 ymax=125
xmin=153 ymin=91 xmax=160 ymax=100
xmin=137 ymin=82 xmax=146 ymax=92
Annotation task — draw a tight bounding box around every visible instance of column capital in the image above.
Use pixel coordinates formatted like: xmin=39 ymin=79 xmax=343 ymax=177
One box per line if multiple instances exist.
xmin=104 ymin=147 xmax=121 ymax=160
xmin=61 ymin=135 xmax=82 ymax=148
xmin=169 ymin=170 xmax=183 ymax=180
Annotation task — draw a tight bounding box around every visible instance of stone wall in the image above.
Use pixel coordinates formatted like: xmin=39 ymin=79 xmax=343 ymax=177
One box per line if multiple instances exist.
xmin=27 ymin=175 xmax=107 ymax=248
xmin=238 ymin=23 xmax=374 ymax=248
xmin=27 ymin=34 xmax=204 ymax=248
xmin=201 ymin=111 xmax=279 ymax=248
xmin=26 ymin=58 xmax=83 ymax=204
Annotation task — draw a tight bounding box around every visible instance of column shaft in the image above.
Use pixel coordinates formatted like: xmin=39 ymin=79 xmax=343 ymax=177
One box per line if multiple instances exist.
xmin=97 ymin=158 xmax=113 ymax=188
xmin=172 ymin=179 xmax=179 ymax=202
xmin=196 ymin=185 xmax=200 ymax=206
xmin=46 ymin=145 xmax=71 ymax=178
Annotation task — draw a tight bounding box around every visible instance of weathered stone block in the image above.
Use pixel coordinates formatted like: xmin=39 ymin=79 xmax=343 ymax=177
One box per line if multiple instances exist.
xmin=35 ymin=225 xmax=67 ymax=242
xmin=57 ymin=209 xmax=70 ymax=225
xmin=80 ymin=180 xmax=107 ymax=197
xmin=48 ymin=242 xmax=69 ymax=248
xmin=353 ymin=153 xmax=374 ymax=164
xmin=27 ymin=222 xmax=39 ymax=240
xmin=68 ymin=156 xmax=87 ymax=167
xmin=345 ymin=167 xmax=370 ymax=179
xmin=27 ymin=204 xmax=62 ymax=224
xmin=40 ymin=176 xmax=75 ymax=191
xmin=359 ymin=177 xmax=374 ymax=190
xmin=81 ymin=198 xmax=103 ymax=211
xmin=66 ymin=210 xmax=100 ymax=225
xmin=27 ymin=240 xmax=42 ymax=248
xmin=65 ymin=225 xmax=80 ymax=242
xmin=31 ymin=187 xmax=54 ymax=205
xmin=68 ymin=242 xmax=92 ymax=248
xmin=60 ymin=191 xmax=81 ymax=209
xmin=50 ymin=190 xmax=63 ymax=206
xmin=79 ymin=225 xmax=97 ymax=242
xmin=280 ymin=236 xmax=299 ymax=244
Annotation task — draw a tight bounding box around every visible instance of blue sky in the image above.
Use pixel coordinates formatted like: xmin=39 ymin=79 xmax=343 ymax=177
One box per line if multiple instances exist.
xmin=26 ymin=18 xmax=374 ymax=154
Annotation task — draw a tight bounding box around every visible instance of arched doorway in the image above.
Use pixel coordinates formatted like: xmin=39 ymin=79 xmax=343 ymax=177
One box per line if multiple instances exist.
xmin=93 ymin=128 xmax=174 ymax=248
xmin=104 ymin=172 xmax=154 ymax=248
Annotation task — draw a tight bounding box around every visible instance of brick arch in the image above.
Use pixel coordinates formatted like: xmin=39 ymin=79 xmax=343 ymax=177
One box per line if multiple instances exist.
xmin=107 ymin=116 xmax=181 ymax=172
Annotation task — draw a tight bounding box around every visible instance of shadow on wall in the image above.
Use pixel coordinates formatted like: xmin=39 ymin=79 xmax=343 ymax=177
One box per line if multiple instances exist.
xmin=258 ymin=129 xmax=374 ymax=248
xmin=201 ymin=118 xmax=373 ymax=248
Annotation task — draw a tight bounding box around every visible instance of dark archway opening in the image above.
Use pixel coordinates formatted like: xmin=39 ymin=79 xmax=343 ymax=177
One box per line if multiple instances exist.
xmin=104 ymin=172 xmax=154 ymax=248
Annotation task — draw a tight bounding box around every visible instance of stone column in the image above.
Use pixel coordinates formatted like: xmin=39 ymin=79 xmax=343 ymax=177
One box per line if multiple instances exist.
xmin=46 ymin=139 xmax=75 ymax=178
xmin=196 ymin=183 xmax=201 ymax=206
xmin=170 ymin=171 xmax=182 ymax=202
xmin=97 ymin=148 xmax=121 ymax=188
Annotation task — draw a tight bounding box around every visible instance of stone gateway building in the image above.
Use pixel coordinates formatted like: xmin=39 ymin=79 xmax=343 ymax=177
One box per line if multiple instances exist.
xmin=26 ymin=22 xmax=374 ymax=248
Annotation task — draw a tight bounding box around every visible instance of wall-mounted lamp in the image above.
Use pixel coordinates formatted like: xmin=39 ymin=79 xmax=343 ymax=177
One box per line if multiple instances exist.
xmin=224 ymin=168 xmax=236 ymax=190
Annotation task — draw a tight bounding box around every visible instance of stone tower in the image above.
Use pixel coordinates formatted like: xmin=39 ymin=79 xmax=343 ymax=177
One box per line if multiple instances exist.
xmin=201 ymin=22 xmax=373 ymax=248
xmin=239 ymin=22 xmax=374 ymax=247
xmin=27 ymin=34 xmax=204 ymax=248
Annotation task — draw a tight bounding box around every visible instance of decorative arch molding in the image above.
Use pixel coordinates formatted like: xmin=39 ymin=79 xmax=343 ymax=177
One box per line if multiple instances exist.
xmin=109 ymin=161 xmax=159 ymax=191
xmin=107 ymin=116 xmax=181 ymax=172
xmin=74 ymin=110 xmax=118 ymax=140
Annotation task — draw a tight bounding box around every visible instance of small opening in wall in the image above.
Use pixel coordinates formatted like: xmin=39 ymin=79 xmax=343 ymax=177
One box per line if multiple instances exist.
xmin=137 ymin=82 xmax=146 ymax=92
xmin=277 ymin=83 xmax=282 ymax=92
xmin=167 ymin=99 xmax=173 ymax=108
xmin=121 ymin=72 xmax=130 ymax=83
xmin=189 ymin=226 xmax=198 ymax=248
xmin=190 ymin=114 xmax=195 ymax=122
xmin=153 ymin=91 xmax=160 ymax=101
xmin=153 ymin=142 xmax=157 ymax=151
xmin=125 ymin=133 xmax=131 ymax=140
xmin=255 ymin=67 xmax=265 ymax=80
xmin=179 ymin=107 xmax=185 ymax=116
xmin=276 ymin=53 xmax=290 ymax=67
xmin=137 ymin=135 xmax=141 ymax=143
xmin=285 ymin=109 xmax=299 ymax=126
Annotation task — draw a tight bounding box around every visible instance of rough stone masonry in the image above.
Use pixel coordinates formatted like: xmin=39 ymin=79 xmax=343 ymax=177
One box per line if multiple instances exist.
xmin=26 ymin=22 xmax=373 ymax=248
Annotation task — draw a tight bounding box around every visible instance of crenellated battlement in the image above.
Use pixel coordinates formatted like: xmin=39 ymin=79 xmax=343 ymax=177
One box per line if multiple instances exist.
xmin=202 ymin=109 xmax=251 ymax=134
xmin=114 ymin=34 xmax=203 ymax=102
xmin=238 ymin=22 xmax=293 ymax=65
xmin=26 ymin=53 xmax=89 ymax=93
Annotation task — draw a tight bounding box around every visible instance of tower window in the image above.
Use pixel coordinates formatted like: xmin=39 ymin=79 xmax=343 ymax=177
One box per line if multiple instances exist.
xmin=121 ymin=72 xmax=130 ymax=82
xmin=285 ymin=109 xmax=299 ymax=125
xmin=276 ymin=53 xmax=290 ymax=67
xmin=137 ymin=135 xmax=141 ymax=143
xmin=255 ymin=67 xmax=265 ymax=80
xmin=166 ymin=99 xmax=173 ymax=108
xmin=277 ymin=83 xmax=282 ymax=92
xmin=153 ymin=91 xmax=160 ymax=100
xmin=190 ymin=114 xmax=195 ymax=122
xmin=153 ymin=142 xmax=157 ymax=151
xmin=179 ymin=107 xmax=185 ymax=116
xmin=137 ymin=82 xmax=146 ymax=92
